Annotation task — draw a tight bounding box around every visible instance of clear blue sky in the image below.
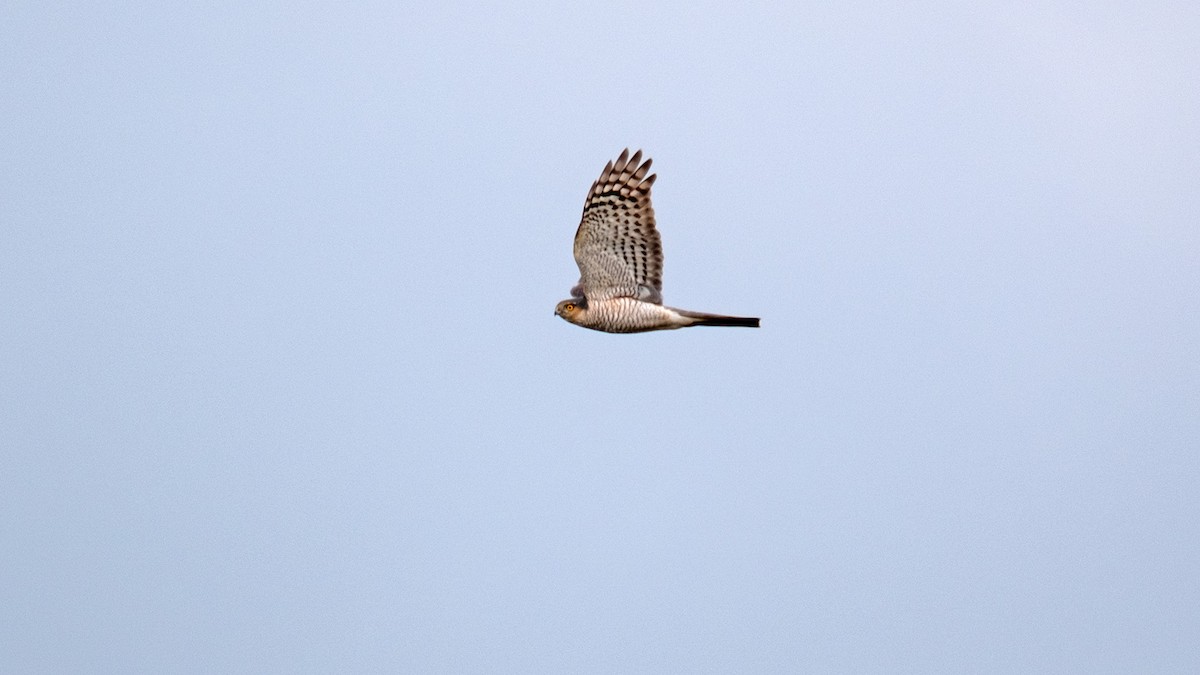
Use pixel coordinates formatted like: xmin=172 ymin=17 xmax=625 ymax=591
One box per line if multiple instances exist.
xmin=3 ymin=1 xmax=1197 ymax=672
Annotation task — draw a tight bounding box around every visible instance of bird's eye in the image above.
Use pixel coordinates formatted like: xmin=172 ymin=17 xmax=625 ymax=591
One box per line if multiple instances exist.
xmin=565 ymin=303 xmax=574 ymax=311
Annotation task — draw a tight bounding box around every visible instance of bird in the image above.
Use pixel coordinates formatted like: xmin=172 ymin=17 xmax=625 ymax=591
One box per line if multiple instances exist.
xmin=554 ymin=149 xmax=760 ymax=333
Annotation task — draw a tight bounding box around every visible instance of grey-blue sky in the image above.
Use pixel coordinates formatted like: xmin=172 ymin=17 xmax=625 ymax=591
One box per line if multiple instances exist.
xmin=2 ymin=1 xmax=1197 ymax=672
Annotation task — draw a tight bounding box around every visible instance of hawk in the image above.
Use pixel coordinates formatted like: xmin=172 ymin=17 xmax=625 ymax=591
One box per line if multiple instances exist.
xmin=554 ymin=149 xmax=760 ymax=333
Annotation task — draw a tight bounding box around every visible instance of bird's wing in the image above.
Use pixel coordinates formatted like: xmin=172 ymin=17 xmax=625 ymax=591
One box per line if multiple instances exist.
xmin=571 ymin=149 xmax=663 ymax=304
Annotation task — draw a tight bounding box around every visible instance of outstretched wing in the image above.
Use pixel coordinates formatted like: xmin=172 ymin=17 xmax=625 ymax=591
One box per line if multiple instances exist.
xmin=571 ymin=149 xmax=663 ymax=303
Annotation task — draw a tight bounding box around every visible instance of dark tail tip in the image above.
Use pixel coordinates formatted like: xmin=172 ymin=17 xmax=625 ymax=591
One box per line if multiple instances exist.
xmin=694 ymin=316 xmax=760 ymax=328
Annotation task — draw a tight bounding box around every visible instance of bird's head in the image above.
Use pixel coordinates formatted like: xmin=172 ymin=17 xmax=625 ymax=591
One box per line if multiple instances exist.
xmin=554 ymin=298 xmax=586 ymax=324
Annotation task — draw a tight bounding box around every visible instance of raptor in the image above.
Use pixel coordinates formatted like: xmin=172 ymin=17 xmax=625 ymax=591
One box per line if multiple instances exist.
xmin=555 ymin=149 xmax=760 ymax=333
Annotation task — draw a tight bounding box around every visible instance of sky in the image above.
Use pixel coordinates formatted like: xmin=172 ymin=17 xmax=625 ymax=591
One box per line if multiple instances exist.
xmin=2 ymin=1 xmax=1198 ymax=672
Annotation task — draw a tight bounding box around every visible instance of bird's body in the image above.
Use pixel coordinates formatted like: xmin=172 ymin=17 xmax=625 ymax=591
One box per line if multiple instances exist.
xmin=555 ymin=296 xmax=760 ymax=333
xmin=555 ymin=149 xmax=759 ymax=333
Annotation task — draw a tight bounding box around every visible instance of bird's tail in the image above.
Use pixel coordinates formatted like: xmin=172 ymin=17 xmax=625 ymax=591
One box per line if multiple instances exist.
xmin=676 ymin=309 xmax=761 ymax=328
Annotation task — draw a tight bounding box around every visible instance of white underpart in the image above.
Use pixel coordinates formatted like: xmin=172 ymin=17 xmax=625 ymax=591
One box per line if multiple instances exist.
xmin=583 ymin=297 xmax=692 ymax=332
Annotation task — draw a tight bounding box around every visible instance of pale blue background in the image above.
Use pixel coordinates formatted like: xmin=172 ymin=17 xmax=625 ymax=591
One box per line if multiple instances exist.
xmin=3 ymin=1 xmax=1198 ymax=672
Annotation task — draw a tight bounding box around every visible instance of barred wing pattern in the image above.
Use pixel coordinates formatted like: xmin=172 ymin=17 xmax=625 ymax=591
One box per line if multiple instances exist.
xmin=571 ymin=149 xmax=663 ymax=304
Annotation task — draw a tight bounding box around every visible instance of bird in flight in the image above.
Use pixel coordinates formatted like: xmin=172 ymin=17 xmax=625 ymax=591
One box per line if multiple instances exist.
xmin=555 ymin=149 xmax=760 ymax=333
